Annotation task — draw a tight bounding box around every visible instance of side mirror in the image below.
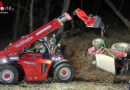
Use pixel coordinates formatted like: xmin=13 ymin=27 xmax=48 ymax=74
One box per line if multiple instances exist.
xmin=43 ymin=36 xmax=48 ymax=43
xmin=38 ymin=36 xmax=48 ymax=43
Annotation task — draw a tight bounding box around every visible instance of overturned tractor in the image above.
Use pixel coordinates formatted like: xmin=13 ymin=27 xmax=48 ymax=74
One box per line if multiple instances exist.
xmin=88 ymin=38 xmax=130 ymax=75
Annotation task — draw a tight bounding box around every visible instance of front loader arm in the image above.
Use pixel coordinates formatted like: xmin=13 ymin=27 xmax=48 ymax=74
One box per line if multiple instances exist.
xmin=74 ymin=8 xmax=105 ymax=37
xmin=0 ymin=8 xmax=104 ymax=57
xmin=0 ymin=13 xmax=71 ymax=57
xmin=75 ymin=8 xmax=104 ymax=28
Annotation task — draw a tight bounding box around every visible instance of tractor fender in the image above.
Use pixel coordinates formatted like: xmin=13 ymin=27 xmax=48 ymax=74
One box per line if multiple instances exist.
xmin=0 ymin=61 xmax=25 ymax=82
xmin=48 ymin=59 xmax=70 ymax=76
xmin=52 ymin=59 xmax=70 ymax=68
xmin=8 ymin=62 xmax=25 ymax=77
xmin=0 ymin=61 xmax=21 ymax=69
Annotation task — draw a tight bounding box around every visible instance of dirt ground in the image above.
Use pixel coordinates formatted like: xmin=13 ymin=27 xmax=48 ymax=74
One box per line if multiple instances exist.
xmin=0 ymin=81 xmax=128 ymax=90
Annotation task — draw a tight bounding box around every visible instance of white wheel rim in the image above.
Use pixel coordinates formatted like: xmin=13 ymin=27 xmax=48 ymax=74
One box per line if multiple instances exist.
xmin=118 ymin=43 xmax=128 ymax=48
xmin=59 ymin=67 xmax=71 ymax=80
xmin=0 ymin=69 xmax=14 ymax=83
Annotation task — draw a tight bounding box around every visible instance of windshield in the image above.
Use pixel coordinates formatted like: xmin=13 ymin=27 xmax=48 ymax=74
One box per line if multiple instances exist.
xmin=24 ymin=41 xmax=49 ymax=53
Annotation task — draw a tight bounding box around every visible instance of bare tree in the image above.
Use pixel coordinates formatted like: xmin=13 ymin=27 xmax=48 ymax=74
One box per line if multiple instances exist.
xmin=81 ymin=0 xmax=83 ymax=9
xmin=29 ymin=0 xmax=34 ymax=33
xmin=12 ymin=1 xmax=20 ymax=40
xmin=104 ymin=0 xmax=130 ymax=29
xmin=43 ymin=0 xmax=51 ymax=24
xmin=114 ymin=0 xmax=125 ymax=27
xmin=57 ymin=0 xmax=70 ymax=34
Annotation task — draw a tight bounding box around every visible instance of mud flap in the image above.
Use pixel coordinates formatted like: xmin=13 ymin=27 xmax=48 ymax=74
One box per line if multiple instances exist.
xmin=96 ymin=54 xmax=116 ymax=74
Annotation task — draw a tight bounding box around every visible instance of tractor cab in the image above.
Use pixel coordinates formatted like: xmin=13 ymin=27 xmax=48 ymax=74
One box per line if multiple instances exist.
xmin=22 ymin=37 xmax=49 ymax=54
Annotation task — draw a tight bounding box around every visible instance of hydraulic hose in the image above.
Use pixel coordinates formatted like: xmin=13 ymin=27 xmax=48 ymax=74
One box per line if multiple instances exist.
xmin=100 ymin=21 xmax=105 ymax=38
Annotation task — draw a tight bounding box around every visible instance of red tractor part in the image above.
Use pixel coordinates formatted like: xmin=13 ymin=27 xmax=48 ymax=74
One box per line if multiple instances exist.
xmin=88 ymin=38 xmax=128 ymax=75
xmin=0 ymin=1 xmax=3 ymax=7
xmin=75 ymin=8 xmax=105 ymax=37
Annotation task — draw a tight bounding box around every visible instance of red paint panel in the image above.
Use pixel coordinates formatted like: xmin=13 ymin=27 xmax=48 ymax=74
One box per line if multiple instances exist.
xmin=2 ymin=19 xmax=61 ymax=57
xmin=75 ymin=8 xmax=96 ymax=26
xmin=18 ymin=58 xmax=52 ymax=81
xmin=0 ymin=2 xmax=3 ymax=7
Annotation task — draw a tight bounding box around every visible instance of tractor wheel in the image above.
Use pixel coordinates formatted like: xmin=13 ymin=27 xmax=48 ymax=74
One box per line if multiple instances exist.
xmin=92 ymin=38 xmax=103 ymax=49
xmin=111 ymin=43 xmax=130 ymax=53
xmin=0 ymin=65 xmax=18 ymax=84
xmin=53 ymin=63 xmax=74 ymax=82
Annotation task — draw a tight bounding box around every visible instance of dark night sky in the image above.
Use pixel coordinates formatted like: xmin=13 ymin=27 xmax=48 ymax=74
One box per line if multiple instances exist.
xmin=0 ymin=1 xmax=15 ymax=38
xmin=0 ymin=0 xmax=130 ymax=38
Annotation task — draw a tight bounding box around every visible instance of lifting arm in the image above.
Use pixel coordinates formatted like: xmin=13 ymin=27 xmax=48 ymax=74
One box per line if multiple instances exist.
xmin=0 ymin=13 xmax=71 ymax=57
xmin=74 ymin=8 xmax=105 ymax=37
xmin=0 ymin=8 xmax=105 ymax=57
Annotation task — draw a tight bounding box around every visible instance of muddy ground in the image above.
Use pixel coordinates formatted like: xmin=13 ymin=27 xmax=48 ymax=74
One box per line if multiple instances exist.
xmin=0 ymin=27 xmax=130 ymax=89
xmin=0 ymin=81 xmax=128 ymax=90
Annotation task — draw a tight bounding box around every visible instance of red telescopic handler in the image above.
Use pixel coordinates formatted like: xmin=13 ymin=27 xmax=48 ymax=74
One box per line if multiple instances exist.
xmin=0 ymin=8 xmax=104 ymax=84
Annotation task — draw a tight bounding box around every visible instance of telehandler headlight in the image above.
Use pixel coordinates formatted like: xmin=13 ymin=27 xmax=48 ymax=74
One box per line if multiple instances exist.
xmin=2 ymin=58 xmax=8 ymax=63
xmin=0 ymin=57 xmax=8 ymax=64
xmin=52 ymin=56 xmax=61 ymax=61
xmin=9 ymin=56 xmax=19 ymax=61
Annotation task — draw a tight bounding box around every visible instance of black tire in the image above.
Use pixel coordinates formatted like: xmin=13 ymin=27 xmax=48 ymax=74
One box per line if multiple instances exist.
xmin=111 ymin=43 xmax=130 ymax=53
xmin=92 ymin=38 xmax=103 ymax=49
xmin=0 ymin=65 xmax=18 ymax=84
xmin=53 ymin=63 xmax=74 ymax=82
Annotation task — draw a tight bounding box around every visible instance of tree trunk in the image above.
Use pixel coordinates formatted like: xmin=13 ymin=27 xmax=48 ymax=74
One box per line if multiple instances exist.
xmin=43 ymin=0 xmax=51 ymax=24
xmin=96 ymin=0 xmax=102 ymax=14
xmin=12 ymin=1 xmax=20 ymax=40
xmin=81 ymin=0 xmax=83 ymax=9
xmin=57 ymin=0 xmax=70 ymax=34
xmin=114 ymin=0 xmax=125 ymax=27
xmin=29 ymin=0 xmax=34 ymax=33
xmin=104 ymin=0 xmax=130 ymax=29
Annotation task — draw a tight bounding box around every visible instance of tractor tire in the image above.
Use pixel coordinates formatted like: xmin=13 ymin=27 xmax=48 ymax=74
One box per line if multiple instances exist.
xmin=92 ymin=38 xmax=103 ymax=49
xmin=0 ymin=65 xmax=18 ymax=84
xmin=53 ymin=63 xmax=74 ymax=82
xmin=111 ymin=43 xmax=130 ymax=53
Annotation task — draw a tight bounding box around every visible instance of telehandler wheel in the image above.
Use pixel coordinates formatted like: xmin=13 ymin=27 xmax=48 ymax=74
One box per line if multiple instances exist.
xmin=92 ymin=38 xmax=103 ymax=49
xmin=111 ymin=43 xmax=130 ymax=53
xmin=0 ymin=65 xmax=18 ymax=84
xmin=53 ymin=63 xmax=74 ymax=82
